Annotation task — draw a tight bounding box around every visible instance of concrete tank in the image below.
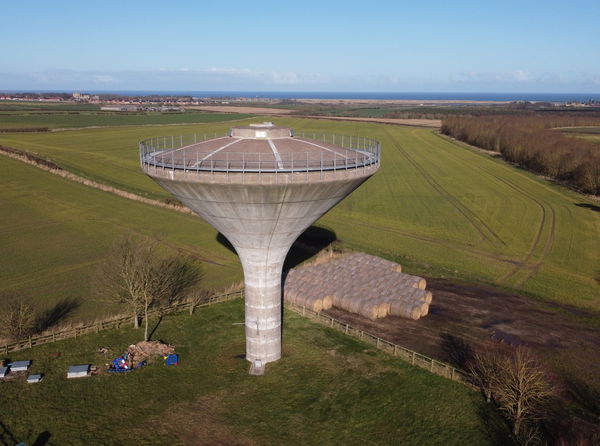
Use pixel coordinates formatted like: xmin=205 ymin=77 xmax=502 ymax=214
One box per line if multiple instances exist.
xmin=140 ymin=123 xmax=380 ymax=366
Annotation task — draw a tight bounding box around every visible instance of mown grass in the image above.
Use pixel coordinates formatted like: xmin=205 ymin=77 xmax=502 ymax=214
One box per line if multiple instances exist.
xmin=0 ymin=299 xmax=509 ymax=446
xmin=0 ymin=110 xmax=252 ymax=129
xmin=0 ymin=117 xmax=598 ymax=311
xmin=0 ymin=155 xmax=242 ymax=321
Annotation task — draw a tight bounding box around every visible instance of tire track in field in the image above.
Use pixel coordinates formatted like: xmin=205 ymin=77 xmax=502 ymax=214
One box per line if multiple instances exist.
xmin=409 ymin=130 xmax=507 ymax=245
xmin=383 ymin=126 xmax=505 ymax=245
xmin=432 ymin=133 xmax=557 ymax=285
xmin=343 ymin=217 xmax=517 ymax=267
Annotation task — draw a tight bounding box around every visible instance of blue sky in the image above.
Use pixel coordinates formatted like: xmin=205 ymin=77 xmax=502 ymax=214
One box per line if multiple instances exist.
xmin=1 ymin=0 xmax=599 ymax=92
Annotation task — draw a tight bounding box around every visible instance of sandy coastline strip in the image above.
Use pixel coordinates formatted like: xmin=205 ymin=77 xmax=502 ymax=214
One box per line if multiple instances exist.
xmin=295 ymin=98 xmax=511 ymax=105
xmin=186 ymin=105 xmax=295 ymax=114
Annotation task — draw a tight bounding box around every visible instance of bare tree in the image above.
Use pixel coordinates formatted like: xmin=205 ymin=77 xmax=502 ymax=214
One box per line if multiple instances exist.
xmin=468 ymin=341 xmax=507 ymax=403
xmin=495 ymin=346 xmax=555 ymax=443
xmin=468 ymin=343 xmax=556 ymax=445
xmin=95 ymin=236 xmax=201 ymax=341
xmin=0 ymin=300 xmax=36 ymax=340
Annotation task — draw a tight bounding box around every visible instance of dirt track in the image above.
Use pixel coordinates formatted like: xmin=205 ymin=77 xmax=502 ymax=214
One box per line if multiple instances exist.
xmin=323 ymin=277 xmax=600 ymax=385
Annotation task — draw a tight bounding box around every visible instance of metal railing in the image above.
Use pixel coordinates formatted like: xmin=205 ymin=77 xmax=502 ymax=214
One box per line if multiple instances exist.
xmin=139 ymin=132 xmax=380 ymax=174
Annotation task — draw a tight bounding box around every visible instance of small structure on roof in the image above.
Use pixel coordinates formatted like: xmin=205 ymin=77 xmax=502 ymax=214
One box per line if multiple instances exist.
xmin=9 ymin=361 xmax=31 ymax=372
xmin=67 ymin=364 xmax=91 ymax=379
xmin=27 ymin=374 xmax=43 ymax=384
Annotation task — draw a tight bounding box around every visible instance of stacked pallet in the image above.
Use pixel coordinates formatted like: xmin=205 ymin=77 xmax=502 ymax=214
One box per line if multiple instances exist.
xmin=284 ymin=252 xmax=431 ymax=321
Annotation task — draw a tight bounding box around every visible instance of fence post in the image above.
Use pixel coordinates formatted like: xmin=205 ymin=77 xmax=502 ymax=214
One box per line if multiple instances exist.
xmin=430 ymin=359 xmax=434 ymax=372
xmin=412 ymin=351 xmax=415 ymax=365
xmin=345 ymin=324 xmax=349 ymax=334
xmin=393 ymin=344 xmax=397 ymax=356
xmin=376 ymin=338 xmax=380 ymax=348
xmin=29 ymin=336 xmax=32 ymax=348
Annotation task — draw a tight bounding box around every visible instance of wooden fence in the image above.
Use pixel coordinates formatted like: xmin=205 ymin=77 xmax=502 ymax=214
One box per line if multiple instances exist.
xmin=0 ymin=290 xmax=243 ymax=355
xmin=285 ymin=301 xmax=472 ymax=386
xmin=1 ymin=289 xmax=472 ymax=387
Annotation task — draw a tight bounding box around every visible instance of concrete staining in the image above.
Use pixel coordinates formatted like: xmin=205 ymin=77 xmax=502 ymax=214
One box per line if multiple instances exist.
xmin=141 ymin=124 xmax=379 ymax=366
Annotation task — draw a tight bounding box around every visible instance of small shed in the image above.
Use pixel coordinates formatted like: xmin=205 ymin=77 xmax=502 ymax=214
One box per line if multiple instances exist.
xmin=67 ymin=364 xmax=90 ymax=379
xmin=9 ymin=361 xmax=31 ymax=372
xmin=27 ymin=374 xmax=43 ymax=384
xmin=0 ymin=366 xmax=9 ymax=378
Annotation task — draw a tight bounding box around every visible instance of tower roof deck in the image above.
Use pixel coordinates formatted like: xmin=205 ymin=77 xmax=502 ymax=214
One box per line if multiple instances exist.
xmin=140 ymin=128 xmax=380 ymax=176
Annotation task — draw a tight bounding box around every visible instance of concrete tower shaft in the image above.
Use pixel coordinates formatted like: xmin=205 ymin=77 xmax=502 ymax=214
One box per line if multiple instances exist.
xmin=140 ymin=125 xmax=379 ymax=365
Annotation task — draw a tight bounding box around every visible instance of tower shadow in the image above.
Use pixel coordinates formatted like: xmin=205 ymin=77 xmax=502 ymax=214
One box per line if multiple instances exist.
xmin=215 ymin=225 xmax=338 ymax=271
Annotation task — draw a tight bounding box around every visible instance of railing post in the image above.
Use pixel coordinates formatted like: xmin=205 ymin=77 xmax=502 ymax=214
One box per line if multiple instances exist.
xmin=412 ymin=351 xmax=415 ymax=364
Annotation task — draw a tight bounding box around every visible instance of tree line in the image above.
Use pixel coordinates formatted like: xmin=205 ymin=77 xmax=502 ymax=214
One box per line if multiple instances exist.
xmin=441 ymin=114 xmax=600 ymax=194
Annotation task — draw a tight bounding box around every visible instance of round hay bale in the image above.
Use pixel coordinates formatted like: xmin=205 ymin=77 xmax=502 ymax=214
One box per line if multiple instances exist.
xmin=302 ymin=295 xmax=322 ymax=312
xmin=349 ymin=297 xmax=363 ymax=314
xmin=311 ymin=298 xmax=323 ymax=313
xmin=377 ymin=301 xmax=389 ymax=318
xmin=322 ymin=295 xmax=333 ymax=310
xmin=389 ymin=301 xmax=421 ymax=320
xmin=423 ymin=291 xmax=432 ymax=304
xmin=358 ymin=302 xmax=378 ymax=320
xmin=331 ymin=294 xmax=343 ymax=307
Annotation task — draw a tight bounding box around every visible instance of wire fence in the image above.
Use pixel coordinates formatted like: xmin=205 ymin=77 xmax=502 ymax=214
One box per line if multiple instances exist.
xmin=1 ymin=289 xmax=472 ymax=387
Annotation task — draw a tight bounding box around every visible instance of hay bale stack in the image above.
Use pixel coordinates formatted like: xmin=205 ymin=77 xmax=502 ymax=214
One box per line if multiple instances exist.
xmin=282 ymin=251 xmax=433 ymax=321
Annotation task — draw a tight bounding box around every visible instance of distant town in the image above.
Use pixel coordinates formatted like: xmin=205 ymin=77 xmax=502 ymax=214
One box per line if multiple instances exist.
xmin=0 ymin=91 xmax=281 ymax=112
xmin=1 ymin=91 xmax=599 ymax=110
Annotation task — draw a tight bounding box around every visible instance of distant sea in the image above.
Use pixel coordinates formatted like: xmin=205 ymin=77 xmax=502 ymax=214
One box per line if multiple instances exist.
xmin=6 ymin=90 xmax=600 ymax=102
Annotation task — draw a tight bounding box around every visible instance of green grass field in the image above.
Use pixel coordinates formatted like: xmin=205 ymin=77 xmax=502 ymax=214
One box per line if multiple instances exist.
xmin=560 ymin=127 xmax=600 ymax=145
xmin=0 ymin=117 xmax=598 ymax=312
xmin=0 ymin=110 xmax=252 ymax=129
xmin=0 ymin=155 xmax=243 ymax=320
xmin=0 ymin=299 xmax=508 ymax=445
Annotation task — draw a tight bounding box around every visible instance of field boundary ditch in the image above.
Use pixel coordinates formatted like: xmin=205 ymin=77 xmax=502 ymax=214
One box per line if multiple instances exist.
xmin=1 ymin=289 xmax=472 ymax=387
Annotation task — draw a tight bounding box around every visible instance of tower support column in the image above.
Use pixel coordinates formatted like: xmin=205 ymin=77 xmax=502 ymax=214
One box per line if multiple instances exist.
xmin=238 ymin=247 xmax=288 ymax=363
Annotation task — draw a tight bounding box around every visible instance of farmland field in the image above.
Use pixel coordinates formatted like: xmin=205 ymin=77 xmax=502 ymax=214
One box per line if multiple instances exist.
xmin=561 ymin=126 xmax=600 ymax=145
xmin=0 ymin=299 xmax=508 ymax=445
xmin=0 ymin=109 xmax=252 ymax=129
xmin=0 ymin=155 xmax=243 ymax=321
xmin=0 ymin=117 xmax=598 ymax=312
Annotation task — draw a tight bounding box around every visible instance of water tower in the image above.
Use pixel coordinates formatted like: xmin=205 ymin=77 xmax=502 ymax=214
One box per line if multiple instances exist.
xmin=140 ymin=123 xmax=380 ymax=368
